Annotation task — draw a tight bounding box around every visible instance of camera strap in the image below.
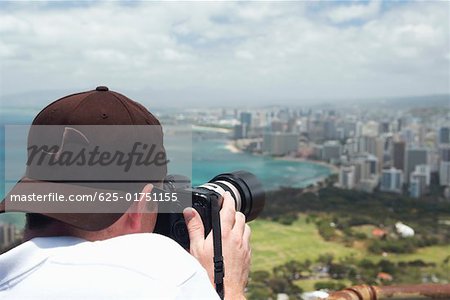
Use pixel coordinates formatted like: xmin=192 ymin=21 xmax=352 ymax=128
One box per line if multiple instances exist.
xmin=211 ymin=198 xmax=225 ymax=300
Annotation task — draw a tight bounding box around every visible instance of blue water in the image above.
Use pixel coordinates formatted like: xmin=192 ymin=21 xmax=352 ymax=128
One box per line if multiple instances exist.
xmin=190 ymin=139 xmax=331 ymax=190
xmin=0 ymin=111 xmax=331 ymax=198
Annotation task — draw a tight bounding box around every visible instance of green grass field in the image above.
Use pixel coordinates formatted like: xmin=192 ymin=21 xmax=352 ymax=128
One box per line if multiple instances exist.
xmin=250 ymin=216 xmax=450 ymax=272
xmin=249 ymin=215 xmax=359 ymax=272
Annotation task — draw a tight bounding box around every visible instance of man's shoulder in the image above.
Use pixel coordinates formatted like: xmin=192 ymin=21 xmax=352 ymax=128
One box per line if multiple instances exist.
xmin=0 ymin=234 xmax=219 ymax=299
xmin=50 ymin=233 xmax=202 ymax=286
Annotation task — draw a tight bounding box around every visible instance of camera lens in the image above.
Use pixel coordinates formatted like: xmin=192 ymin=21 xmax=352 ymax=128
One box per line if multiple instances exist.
xmin=202 ymin=171 xmax=265 ymax=221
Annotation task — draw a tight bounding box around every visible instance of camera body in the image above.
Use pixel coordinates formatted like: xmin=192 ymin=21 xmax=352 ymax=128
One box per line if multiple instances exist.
xmin=153 ymin=171 xmax=265 ymax=249
xmin=153 ymin=186 xmax=220 ymax=249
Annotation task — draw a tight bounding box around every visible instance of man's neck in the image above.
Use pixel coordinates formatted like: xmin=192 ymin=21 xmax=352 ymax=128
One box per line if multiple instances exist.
xmin=24 ymin=224 xmax=118 ymax=242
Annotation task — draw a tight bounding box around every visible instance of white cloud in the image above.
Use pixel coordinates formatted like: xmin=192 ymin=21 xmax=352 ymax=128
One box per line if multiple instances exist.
xmin=326 ymin=0 xmax=382 ymax=23
xmin=0 ymin=1 xmax=448 ymax=106
xmin=235 ymin=50 xmax=254 ymax=60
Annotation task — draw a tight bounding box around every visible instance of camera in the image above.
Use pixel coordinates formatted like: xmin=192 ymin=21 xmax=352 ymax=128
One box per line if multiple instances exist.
xmin=153 ymin=170 xmax=265 ymax=249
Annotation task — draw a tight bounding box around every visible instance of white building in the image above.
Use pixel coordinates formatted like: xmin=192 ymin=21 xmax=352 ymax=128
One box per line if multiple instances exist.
xmin=414 ymin=164 xmax=430 ymax=186
xmin=301 ymin=291 xmax=329 ymax=300
xmin=339 ymin=165 xmax=355 ymax=189
xmin=262 ymin=132 xmax=299 ymax=156
xmin=409 ymin=169 xmax=428 ymax=198
xmin=395 ymin=222 xmax=415 ymax=238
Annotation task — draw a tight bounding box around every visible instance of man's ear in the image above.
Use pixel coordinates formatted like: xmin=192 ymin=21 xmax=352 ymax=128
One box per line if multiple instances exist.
xmin=125 ymin=184 xmax=154 ymax=232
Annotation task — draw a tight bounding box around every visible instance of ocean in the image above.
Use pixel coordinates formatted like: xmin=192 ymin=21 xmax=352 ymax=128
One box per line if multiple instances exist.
xmin=0 ymin=110 xmax=331 ymax=198
xmin=190 ymin=138 xmax=331 ymax=189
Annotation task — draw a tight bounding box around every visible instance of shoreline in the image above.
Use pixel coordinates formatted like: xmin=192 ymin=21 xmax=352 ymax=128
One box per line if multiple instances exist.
xmin=274 ymin=156 xmax=339 ymax=174
xmin=224 ymin=141 xmax=241 ymax=153
xmin=225 ymin=140 xmax=338 ymax=175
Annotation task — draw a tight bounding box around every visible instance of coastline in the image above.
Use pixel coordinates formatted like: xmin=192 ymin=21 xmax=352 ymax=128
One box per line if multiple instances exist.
xmin=274 ymin=156 xmax=339 ymax=175
xmin=224 ymin=141 xmax=241 ymax=153
xmin=225 ymin=139 xmax=338 ymax=176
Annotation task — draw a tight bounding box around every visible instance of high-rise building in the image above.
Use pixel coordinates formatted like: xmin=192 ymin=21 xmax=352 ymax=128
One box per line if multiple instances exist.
xmin=240 ymin=112 xmax=252 ymax=127
xmin=439 ymin=161 xmax=450 ymax=186
xmin=358 ymin=135 xmax=376 ymax=154
xmin=343 ymin=121 xmax=357 ymax=138
xmin=355 ymin=121 xmax=363 ymax=138
xmin=400 ymin=128 xmax=415 ymax=145
xmin=440 ymin=145 xmax=450 ymax=162
xmin=397 ymin=118 xmax=403 ymax=132
xmin=393 ymin=141 xmax=405 ymax=171
xmin=353 ymin=161 xmax=363 ymax=184
xmin=233 ymin=124 xmax=246 ymax=139
xmin=367 ymin=155 xmax=378 ymax=176
xmin=309 ymin=120 xmax=325 ymax=142
xmin=439 ymin=127 xmax=450 ymax=144
xmin=375 ymin=137 xmax=385 ymax=172
xmin=439 ymin=146 xmax=450 ymax=186
xmin=409 ymin=172 xmax=427 ymax=198
xmin=380 ymin=168 xmax=403 ymax=193
xmin=418 ymin=125 xmax=426 ymax=146
xmin=324 ymin=120 xmax=336 ymax=140
xmin=339 ymin=165 xmax=355 ymax=189
xmin=262 ymin=132 xmax=299 ymax=156
xmin=271 ymin=120 xmax=285 ymax=132
xmin=344 ymin=139 xmax=358 ymax=157
xmin=429 ymin=149 xmax=439 ymax=173
xmin=405 ymin=148 xmax=428 ymax=183
xmin=379 ymin=121 xmax=390 ymax=134
xmin=414 ymin=164 xmax=430 ymax=186
xmin=0 ymin=224 xmax=16 ymax=248
xmin=312 ymin=144 xmax=323 ymax=160
xmin=352 ymin=154 xmax=378 ymax=180
xmin=322 ymin=141 xmax=342 ymax=162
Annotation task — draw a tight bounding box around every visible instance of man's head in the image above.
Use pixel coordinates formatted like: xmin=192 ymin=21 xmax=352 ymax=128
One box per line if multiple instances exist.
xmin=1 ymin=86 xmax=167 ymax=240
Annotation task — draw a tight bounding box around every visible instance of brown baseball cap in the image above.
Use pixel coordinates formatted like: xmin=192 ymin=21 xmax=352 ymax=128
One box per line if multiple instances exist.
xmin=0 ymin=86 xmax=167 ymax=230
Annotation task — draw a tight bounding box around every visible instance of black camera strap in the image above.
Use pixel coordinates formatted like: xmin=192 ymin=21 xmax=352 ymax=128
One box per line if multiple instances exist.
xmin=211 ymin=198 xmax=225 ymax=300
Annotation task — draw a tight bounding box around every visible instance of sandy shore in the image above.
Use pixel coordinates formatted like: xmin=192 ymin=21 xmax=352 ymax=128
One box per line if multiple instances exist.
xmin=274 ymin=156 xmax=339 ymax=174
xmin=223 ymin=140 xmax=338 ymax=174
xmin=225 ymin=141 xmax=241 ymax=153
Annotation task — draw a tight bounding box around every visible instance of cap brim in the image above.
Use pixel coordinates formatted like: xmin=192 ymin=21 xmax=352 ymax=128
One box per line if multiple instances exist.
xmin=1 ymin=177 xmax=131 ymax=231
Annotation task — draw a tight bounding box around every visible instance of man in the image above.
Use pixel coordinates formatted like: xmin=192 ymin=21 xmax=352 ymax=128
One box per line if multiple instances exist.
xmin=0 ymin=87 xmax=251 ymax=299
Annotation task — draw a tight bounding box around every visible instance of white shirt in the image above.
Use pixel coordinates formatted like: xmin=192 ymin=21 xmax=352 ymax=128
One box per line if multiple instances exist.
xmin=0 ymin=233 xmax=219 ymax=300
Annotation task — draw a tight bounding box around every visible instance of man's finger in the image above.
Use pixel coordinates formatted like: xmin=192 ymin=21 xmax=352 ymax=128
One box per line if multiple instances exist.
xmin=233 ymin=212 xmax=246 ymax=237
xmin=220 ymin=192 xmax=236 ymax=232
xmin=243 ymin=224 xmax=251 ymax=246
xmin=183 ymin=207 xmax=205 ymax=250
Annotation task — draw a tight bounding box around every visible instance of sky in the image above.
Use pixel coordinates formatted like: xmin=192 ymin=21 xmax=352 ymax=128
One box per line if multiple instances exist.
xmin=0 ymin=0 xmax=449 ymax=108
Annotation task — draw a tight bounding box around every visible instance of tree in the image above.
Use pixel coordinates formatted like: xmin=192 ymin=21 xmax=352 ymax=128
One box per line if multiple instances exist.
xmin=251 ymin=270 xmax=271 ymax=283
xmin=317 ymin=253 xmax=334 ymax=267
xmin=314 ymin=281 xmax=346 ymax=291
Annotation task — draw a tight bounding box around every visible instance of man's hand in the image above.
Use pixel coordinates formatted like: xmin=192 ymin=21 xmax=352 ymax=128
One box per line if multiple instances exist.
xmin=183 ymin=192 xmax=251 ymax=300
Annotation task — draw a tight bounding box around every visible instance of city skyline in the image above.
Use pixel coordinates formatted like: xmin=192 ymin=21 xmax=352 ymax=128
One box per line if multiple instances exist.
xmin=0 ymin=1 xmax=448 ymax=108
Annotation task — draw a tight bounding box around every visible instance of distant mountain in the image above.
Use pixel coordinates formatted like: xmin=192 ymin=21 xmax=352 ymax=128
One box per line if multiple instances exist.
xmin=274 ymin=94 xmax=450 ymax=109
xmin=365 ymin=94 xmax=450 ymax=108
xmin=1 ymin=89 xmax=448 ymax=110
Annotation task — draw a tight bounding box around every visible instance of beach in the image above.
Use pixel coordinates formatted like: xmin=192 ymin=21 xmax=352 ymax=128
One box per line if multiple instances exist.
xmin=274 ymin=156 xmax=339 ymax=175
xmin=224 ymin=141 xmax=241 ymax=153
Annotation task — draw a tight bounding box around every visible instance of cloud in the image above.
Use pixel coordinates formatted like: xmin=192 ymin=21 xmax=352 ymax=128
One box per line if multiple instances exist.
xmin=0 ymin=1 xmax=448 ymax=107
xmin=325 ymin=0 xmax=382 ymax=24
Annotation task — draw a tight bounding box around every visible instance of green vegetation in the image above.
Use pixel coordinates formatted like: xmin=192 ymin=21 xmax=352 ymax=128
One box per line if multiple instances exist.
xmin=249 ymin=217 xmax=358 ymax=272
xmin=248 ymin=186 xmax=450 ymax=297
